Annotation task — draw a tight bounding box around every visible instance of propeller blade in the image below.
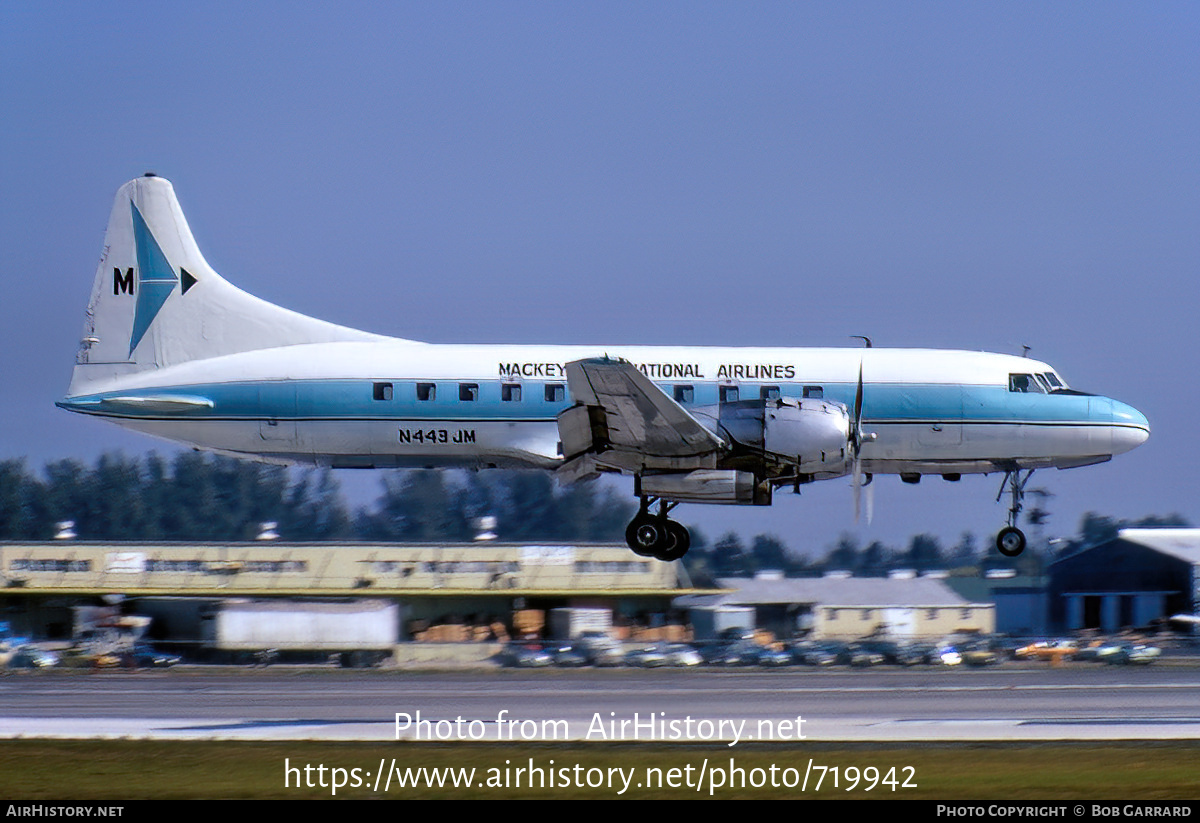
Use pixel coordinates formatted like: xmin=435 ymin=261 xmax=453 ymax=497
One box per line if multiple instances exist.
xmin=850 ymin=358 xmax=875 ymax=524
xmin=850 ymin=358 xmax=864 ymax=522
xmin=852 ymin=460 xmax=862 ymax=522
xmin=853 ymin=361 xmax=865 ymax=442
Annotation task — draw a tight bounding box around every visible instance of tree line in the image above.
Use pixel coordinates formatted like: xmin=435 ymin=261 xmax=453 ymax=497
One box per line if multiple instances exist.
xmin=0 ymin=453 xmax=632 ymax=543
xmin=680 ymin=512 xmax=1192 ymax=584
xmin=0 ymin=453 xmax=1188 ymax=580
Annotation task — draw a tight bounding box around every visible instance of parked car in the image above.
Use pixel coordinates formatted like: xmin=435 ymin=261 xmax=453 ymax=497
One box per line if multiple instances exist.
xmin=126 ymin=644 xmax=182 ymax=668
xmin=1015 ymin=640 xmax=1077 ymax=662
xmin=625 ymin=644 xmax=669 ymax=667
xmin=662 ymin=643 xmax=703 ymax=667
xmin=788 ymin=641 xmax=838 ymax=667
xmin=700 ymin=639 xmax=757 ymax=666
xmin=960 ymin=647 xmax=999 ymax=667
xmin=576 ymin=631 xmax=625 ymax=666
xmin=946 ymin=639 xmax=999 ymax=667
xmin=750 ymin=644 xmax=793 ymax=667
xmin=1074 ymin=641 xmax=1123 ymax=663
xmin=1106 ymin=643 xmax=1161 ymax=665
xmin=839 ymin=642 xmax=886 ymax=667
xmin=857 ymin=640 xmax=929 ymax=666
xmin=934 ymin=645 xmax=963 ymax=666
xmin=547 ymin=643 xmax=589 ymax=667
xmin=499 ymin=642 xmax=553 ymax=668
xmin=8 ymin=646 xmax=59 ymax=669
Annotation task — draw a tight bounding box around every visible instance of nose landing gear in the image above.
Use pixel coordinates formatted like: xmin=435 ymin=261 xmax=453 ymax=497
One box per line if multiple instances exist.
xmin=625 ymin=498 xmax=690 ymax=561
xmin=994 ymin=469 xmax=1033 ymax=557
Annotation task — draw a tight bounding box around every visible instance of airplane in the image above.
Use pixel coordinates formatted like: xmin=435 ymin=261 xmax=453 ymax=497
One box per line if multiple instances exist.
xmin=57 ymin=175 xmax=1150 ymax=561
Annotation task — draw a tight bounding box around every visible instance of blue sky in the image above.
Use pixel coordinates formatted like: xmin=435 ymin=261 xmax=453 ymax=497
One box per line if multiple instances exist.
xmin=1 ymin=3 xmax=1196 ymax=555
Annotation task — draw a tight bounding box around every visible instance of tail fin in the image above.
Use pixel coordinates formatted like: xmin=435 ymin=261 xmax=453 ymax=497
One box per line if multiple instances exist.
xmin=68 ymin=174 xmax=385 ymax=395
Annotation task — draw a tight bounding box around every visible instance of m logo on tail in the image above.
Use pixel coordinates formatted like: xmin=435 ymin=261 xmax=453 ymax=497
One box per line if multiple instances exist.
xmin=113 ymin=267 xmax=134 ymax=295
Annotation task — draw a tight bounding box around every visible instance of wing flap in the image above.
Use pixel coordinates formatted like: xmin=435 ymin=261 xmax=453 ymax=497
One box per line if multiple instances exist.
xmin=557 ymin=358 xmax=724 ymax=474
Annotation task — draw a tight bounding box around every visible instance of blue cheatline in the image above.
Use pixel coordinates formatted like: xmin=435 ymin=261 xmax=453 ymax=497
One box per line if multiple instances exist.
xmin=57 ymin=378 xmax=1131 ymax=430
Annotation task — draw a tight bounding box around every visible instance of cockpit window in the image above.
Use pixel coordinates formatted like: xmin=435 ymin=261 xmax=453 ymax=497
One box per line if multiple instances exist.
xmin=1033 ymin=374 xmax=1052 ymax=393
xmin=1042 ymin=372 xmax=1064 ymax=389
xmin=1008 ymin=374 xmax=1046 ymax=394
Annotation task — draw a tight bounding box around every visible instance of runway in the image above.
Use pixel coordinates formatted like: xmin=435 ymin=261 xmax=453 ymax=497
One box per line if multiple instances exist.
xmin=4 ymin=666 xmax=1200 ymax=743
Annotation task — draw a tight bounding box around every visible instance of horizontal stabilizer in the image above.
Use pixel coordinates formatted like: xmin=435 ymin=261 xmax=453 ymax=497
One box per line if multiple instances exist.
xmin=58 ymin=394 xmax=214 ymax=415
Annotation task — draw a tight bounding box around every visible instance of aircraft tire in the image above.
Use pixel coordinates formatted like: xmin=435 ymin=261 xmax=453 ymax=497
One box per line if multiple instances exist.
xmin=996 ymin=526 xmax=1026 ymax=557
xmin=626 ymin=516 xmax=661 ymax=557
xmin=656 ymin=521 xmax=691 ymax=562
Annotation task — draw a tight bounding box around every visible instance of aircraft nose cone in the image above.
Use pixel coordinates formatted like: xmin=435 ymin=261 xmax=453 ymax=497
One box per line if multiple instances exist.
xmin=1110 ymin=400 xmax=1150 ymax=453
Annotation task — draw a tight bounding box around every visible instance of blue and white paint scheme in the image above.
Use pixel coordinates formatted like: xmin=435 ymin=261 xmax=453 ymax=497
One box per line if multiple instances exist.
xmin=59 ymin=175 xmax=1150 ymax=560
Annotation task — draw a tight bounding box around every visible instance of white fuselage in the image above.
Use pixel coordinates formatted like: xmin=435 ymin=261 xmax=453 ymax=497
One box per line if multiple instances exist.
xmin=59 ymin=340 xmax=1149 ymax=476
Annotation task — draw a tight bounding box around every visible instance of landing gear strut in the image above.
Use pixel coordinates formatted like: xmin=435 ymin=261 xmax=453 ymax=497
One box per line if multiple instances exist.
xmin=625 ymin=498 xmax=690 ymax=561
xmin=994 ymin=469 xmax=1032 ymax=557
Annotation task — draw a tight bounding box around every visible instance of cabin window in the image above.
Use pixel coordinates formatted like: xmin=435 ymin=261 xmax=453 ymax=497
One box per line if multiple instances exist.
xmin=373 ymin=382 xmax=393 ymax=401
xmin=416 ymin=383 xmax=436 ymax=401
xmin=459 ymin=383 xmax=479 ymax=402
xmin=1008 ymin=374 xmax=1045 ymax=394
xmin=720 ymin=385 xmax=739 ymax=403
xmin=545 ymin=383 xmax=566 ymax=403
xmin=760 ymin=385 xmax=780 ymax=401
xmin=674 ymin=385 xmax=694 ymax=404
xmin=802 ymin=385 xmax=823 ymax=399
xmin=502 ymin=383 xmax=522 ymax=402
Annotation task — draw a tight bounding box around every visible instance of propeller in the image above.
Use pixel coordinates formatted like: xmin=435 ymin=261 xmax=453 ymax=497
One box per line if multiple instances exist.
xmin=850 ymin=360 xmax=877 ymax=524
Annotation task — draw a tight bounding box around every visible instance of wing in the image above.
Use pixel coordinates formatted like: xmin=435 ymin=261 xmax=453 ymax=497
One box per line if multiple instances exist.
xmin=556 ymin=357 xmax=725 ymax=480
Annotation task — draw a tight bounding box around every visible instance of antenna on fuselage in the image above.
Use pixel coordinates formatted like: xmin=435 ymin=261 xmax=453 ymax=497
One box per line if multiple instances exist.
xmin=851 ymin=336 xmax=873 ymax=348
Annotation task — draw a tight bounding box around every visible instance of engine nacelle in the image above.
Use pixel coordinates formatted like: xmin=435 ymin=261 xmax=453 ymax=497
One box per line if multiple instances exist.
xmin=764 ymin=398 xmax=852 ymax=474
xmin=639 ymin=470 xmax=772 ymax=505
xmin=712 ymin=397 xmax=851 ymax=476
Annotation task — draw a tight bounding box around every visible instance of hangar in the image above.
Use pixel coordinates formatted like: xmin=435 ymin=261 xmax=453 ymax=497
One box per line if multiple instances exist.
xmin=1048 ymin=529 xmax=1200 ymax=633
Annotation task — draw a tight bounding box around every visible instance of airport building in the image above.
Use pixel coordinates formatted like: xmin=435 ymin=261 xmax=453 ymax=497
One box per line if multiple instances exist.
xmin=14 ymin=539 xmax=1124 ymax=659
xmin=682 ymin=574 xmax=995 ymax=640
xmin=943 ymin=572 xmax=1049 ymax=636
xmin=0 ymin=541 xmax=701 ymax=660
xmin=1047 ymin=529 xmax=1200 ymax=633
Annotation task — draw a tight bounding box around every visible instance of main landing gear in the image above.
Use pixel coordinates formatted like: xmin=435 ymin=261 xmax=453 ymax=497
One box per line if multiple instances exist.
xmin=625 ymin=498 xmax=690 ymax=562
xmin=994 ymin=469 xmax=1033 ymax=557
